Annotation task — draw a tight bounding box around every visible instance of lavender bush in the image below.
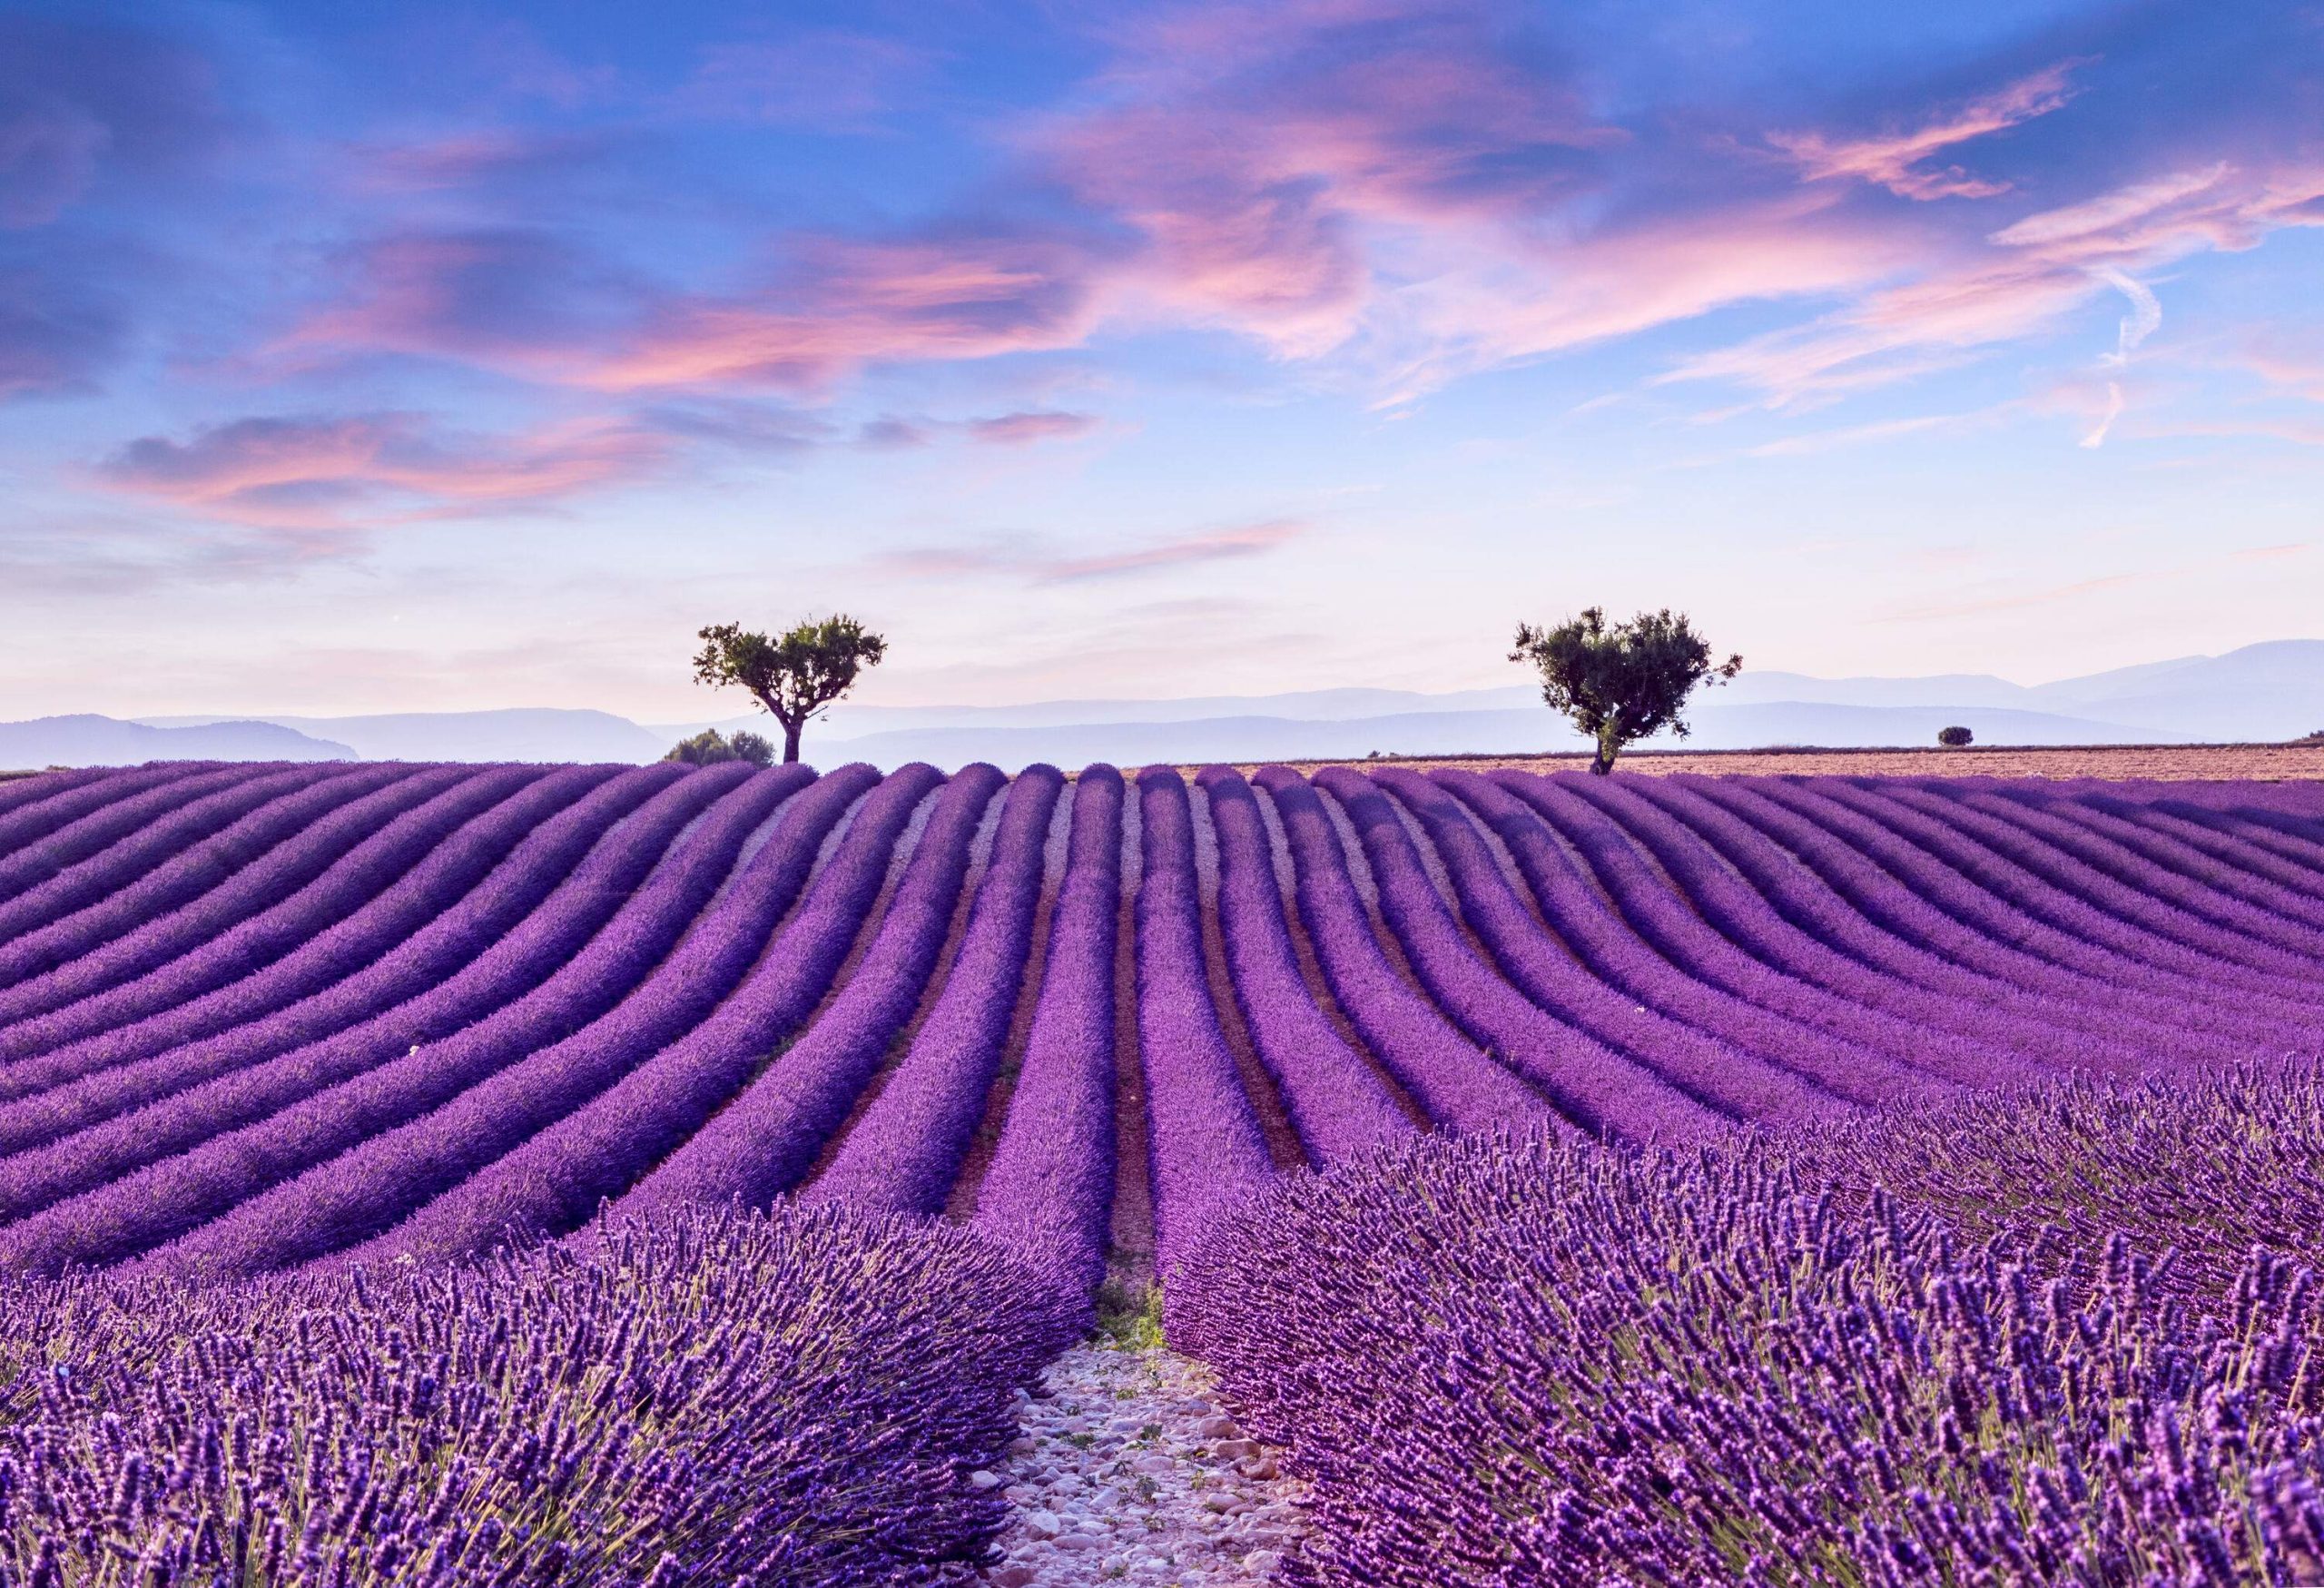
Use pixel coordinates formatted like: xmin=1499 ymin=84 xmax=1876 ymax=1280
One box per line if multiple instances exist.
xmin=0 ymin=1201 xmax=1078 ymax=1584
xmin=1172 ymin=1067 xmax=2324 ymax=1587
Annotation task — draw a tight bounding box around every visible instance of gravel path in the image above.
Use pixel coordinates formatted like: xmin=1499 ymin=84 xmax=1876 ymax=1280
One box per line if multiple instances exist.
xmin=953 ymin=1339 xmax=1307 ymax=1585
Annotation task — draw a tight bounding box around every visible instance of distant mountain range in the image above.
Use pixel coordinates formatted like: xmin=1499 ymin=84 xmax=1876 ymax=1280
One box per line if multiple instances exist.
xmin=136 ymin=709 xmax=664 ymax=764
xmin=0 ymin=639 xmax=2314 ymax=769
xmin=0 ymin=715 xmax=356 ymax=767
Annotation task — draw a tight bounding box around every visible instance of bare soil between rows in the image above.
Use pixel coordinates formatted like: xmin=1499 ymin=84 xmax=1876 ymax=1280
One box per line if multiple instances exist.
xmin=1223 ymin=742 xmax=2324 ymax=782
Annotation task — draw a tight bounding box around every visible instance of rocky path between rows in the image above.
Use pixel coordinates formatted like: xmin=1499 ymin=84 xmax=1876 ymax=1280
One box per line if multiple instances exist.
xmin=949 ymin=1339 xmax=1309 ymax=1585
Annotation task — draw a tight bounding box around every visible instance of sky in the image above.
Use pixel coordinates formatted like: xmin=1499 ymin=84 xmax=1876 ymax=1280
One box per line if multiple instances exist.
xmin=3 ymin=0 xmax=2320 ymax=721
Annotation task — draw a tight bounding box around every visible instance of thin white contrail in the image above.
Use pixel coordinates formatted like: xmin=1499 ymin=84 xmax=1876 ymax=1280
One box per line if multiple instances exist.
xmin=2079 ymin=269 xmax=2157 ymax=448
xmin=2097 ymin=268 xmax=2161 ymax=366
xmin=2081 ymin=380 xmax=2124 ymax=448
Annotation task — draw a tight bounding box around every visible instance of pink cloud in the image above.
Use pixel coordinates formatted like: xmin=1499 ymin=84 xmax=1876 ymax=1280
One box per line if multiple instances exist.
xmin=351 ymin=130 xmax=613 ymax=194
xmin=1768 ymin=62 xmax=2082 ymax=201
xmin=850 ymin=409 xmax=1099 ymax=448
xmin=215 ymin=2 xmax=2324 ymax=432
xmin=1744 ymin=409 xmax=1981 ymax=458
xmin=1663 ymin=161 xmax=2324 ymax=406
xmin=1042 ymin=518 xmax=1303 ymax=579
xmin=1987 ymin=165 xmax=2230 ymax=251
xmin=965 ymin=410 xmax=1098 ymax=445
xmin=881 ymin=518 xmax=1305 ymax=582
xmin=1037 ymin=1 xmax=1618 ymax=356
xmin=583 ymin=232 xmax=1105 ymax=392
xmin=2136 ymin=417 xmax=2324 ymax=448
xmin=268 ymin=229 xmax=635 ymax=376
xmin=2238 ymin=341 xmax=2324 ymax=402
xmin=94 ymin=412 xmax=669 ymax=528
xmin=1379 ymin=192 xmax=1915 ymax=402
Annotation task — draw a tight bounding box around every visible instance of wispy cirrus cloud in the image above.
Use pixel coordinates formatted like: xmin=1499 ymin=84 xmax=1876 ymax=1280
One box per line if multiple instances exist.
xmin=858 ymin=409 xmax=1100 ymax=448
xmin=581 ymin=231 xmax=1111 ymax=393
xmin=94 ymin=412 xmax=670 ymax=529
xmin=967 ymin=410 xmax=1101 ymax=445
xmin=1766 ymin=63 xmax=2081 ymax=202
xmin=267 ymin=228 xmax=643 ymax=375
xmin=881 ymin=517 xmax=1305 ymax=583
xmin=2136 ymin=418 xmax=2324 ymax=449
xmin=227 ymin=0 xmax=2324 ymax=438
xmin=1031 ymin=0 xmax=1628 ymax=360
xmin=1662 ymin=160 xmax=2324 ymax=411
xmin=2236 ymin=339 xmax=2324 ymax=403
xmin=25 ymin=0 xmax=2324 ymax=567
xmin=350 ymin=129 xmax=622 ymax=195
xmin=1986 ymin=166 xmax=2231 ymax=252
xmin=1744 ymin=408 xmax=1991 ymax=458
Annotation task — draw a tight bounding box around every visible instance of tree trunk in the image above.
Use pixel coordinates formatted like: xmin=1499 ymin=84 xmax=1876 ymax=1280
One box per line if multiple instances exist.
xmin=1590 ymin=727 xmax=1620 ymax=775
xmin=782 ymin=717 xmax=803 ymax=764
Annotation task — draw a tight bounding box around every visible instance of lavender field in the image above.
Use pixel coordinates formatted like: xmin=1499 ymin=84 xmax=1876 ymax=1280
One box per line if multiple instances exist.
xmin=4 ymin=756 xmax=2323 ymax=1583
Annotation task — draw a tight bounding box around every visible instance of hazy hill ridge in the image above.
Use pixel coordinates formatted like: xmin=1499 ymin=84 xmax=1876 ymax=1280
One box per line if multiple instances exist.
xmin=0 ymin=639 xmax=2302 ymax=769
xmin=0 ymin=716 xmax=355 ymax=767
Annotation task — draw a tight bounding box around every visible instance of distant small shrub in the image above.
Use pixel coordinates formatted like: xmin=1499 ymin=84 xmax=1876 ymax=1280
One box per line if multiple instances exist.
xmin=1096 ymin=1277 xmax=1165 ymax=1352
xmin=1936 ymin=725 xmax=1973 ymax=747
xmin=663 ymin=728 xmax=773 ymax=766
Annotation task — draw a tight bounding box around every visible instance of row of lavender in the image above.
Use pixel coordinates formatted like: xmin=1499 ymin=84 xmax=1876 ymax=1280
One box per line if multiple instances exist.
xmin=1 ymin=758 xmax=2323 ymax=1287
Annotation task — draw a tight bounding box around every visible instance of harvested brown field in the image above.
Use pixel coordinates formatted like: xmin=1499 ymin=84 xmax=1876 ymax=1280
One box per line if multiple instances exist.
xmin=1241 ymin=741 xmax=2324 ymax=782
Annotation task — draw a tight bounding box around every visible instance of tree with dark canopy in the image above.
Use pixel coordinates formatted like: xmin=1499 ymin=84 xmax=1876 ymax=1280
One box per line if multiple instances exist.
xmin=692 ymin=616 xmax=888 ymax=764
xmin=664 ymin=728 xmax=776 ymax=767
xmin=1938 ymin=725 xmax=1974 ymax=747
xmin=1510 ymin=607 xmax=1741 ymax=774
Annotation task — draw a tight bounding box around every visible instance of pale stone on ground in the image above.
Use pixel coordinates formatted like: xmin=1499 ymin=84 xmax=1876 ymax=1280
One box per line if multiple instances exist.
xmin=940 ymin=1340 xmax=1307 ymax=1585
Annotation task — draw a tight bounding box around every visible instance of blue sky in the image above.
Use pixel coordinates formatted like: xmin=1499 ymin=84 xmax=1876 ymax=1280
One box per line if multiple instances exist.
xmin=3 ymin=0 xmax=2319 ymax=720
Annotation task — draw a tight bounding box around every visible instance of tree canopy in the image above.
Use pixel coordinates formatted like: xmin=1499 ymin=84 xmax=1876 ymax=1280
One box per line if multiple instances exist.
xmin=663 ymin=728 xmax=776 ymax=767
xmin=692 ymin=616 xmax=888 ymax=764
xmin=1510 ymin=607 xmax=1741 ymax=774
